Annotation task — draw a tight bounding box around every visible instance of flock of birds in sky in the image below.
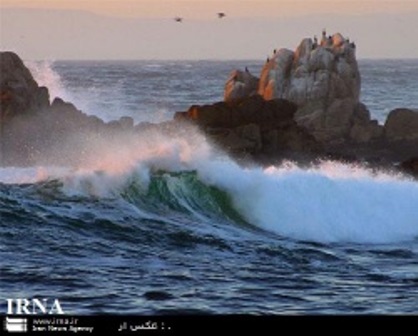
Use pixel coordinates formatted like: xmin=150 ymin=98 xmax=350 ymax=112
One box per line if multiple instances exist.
xmin=174 ymin=12 xmax=226 ymax=22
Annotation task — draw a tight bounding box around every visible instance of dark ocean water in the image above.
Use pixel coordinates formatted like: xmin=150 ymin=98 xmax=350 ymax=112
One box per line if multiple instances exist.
xmin=1 ymin=60 xmax=418 ymax=315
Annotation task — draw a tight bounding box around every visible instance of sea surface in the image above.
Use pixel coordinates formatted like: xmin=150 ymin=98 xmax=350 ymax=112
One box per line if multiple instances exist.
xmin=1 ymin=59 xmax=418 ymax=314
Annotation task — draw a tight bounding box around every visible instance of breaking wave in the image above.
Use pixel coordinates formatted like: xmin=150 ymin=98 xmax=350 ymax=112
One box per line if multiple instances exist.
xmin=2 ymin=136 xmax=418 ymax=244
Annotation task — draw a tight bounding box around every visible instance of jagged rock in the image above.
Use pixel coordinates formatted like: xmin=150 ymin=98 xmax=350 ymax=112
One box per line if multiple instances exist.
xmin=49 ymin=97 xmax=97 ymax=131
xmin=0 ymin=51 xmax=130 ymax=166
xmin=224 ymin=69 xmax=259 ymax=102
xmin=384 ymin=108 xmax=418 ymax=141
xmin=257 ymin=32 xmax=366 ymax=143
xmin=0 ymin=51 xmax=50 ymax=121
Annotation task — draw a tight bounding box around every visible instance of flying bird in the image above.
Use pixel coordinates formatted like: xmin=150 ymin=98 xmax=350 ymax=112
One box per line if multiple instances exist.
xmin=174 ymin=17 xmax=183 ymax=23
xmin=217 ymin=12 xmax=226 ymax=19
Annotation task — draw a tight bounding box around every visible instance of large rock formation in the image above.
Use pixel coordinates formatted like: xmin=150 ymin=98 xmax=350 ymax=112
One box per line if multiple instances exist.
xmin=214 ymin=32 xmax=418 ymax=165
xmin=237 ymin=32 xmax=383 ymax=144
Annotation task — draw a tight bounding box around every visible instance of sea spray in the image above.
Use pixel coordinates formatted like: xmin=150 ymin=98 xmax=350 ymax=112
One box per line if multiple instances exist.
xmin=26 ymin=60 xmax=101 ymax=121
xmin=27 ymin=60 xmax=176 ymax=123
xmin=26 ymin=60 xmax=72 ymax=103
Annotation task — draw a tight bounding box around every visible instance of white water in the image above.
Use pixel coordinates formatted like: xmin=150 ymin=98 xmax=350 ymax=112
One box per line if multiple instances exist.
xmin=198 ymin=159 xmax=418 ymax=244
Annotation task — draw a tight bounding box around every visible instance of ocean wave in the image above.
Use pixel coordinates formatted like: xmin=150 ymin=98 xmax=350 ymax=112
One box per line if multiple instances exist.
xmin=2 ymin=133 xmax=417 ymax=244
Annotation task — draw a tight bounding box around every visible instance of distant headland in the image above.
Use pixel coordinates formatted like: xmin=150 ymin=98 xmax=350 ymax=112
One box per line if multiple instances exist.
xmin=1 ymin=32 xmax=418 ymax=177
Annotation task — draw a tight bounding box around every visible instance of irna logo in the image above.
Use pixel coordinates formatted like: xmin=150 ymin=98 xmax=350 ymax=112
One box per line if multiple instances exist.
xmin=6 ymin=298 xmax=65 ymax=315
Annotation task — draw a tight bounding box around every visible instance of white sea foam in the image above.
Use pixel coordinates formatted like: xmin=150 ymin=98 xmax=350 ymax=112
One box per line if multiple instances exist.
xmin=198 ymin=158 xmax=418 ymax=244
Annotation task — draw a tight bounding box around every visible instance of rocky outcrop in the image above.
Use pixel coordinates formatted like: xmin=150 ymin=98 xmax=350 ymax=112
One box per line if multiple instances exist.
xmin=224 ymin=69 xmax=259 ymax=102
xmin=235 ymin=32 xmax=383 ymax=144
xmin=0 ymin=51 xmax=136 ymax=166
xmin=175 ymin=95 xmax=321 ymax=160
xmin=0 ymin=52 xmax=49 ymax=121
xmin=218 ymin=33 xmax=417 ymax=165
xmin=1 ymin=49 xmax=418 ymax=176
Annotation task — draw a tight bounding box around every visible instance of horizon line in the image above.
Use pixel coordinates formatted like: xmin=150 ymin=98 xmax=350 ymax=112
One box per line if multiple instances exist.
xmin=17 ymin=57 xmax=418 ymax=62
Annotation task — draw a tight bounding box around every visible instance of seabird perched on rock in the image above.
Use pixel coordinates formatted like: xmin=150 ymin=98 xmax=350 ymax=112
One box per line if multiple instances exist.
xmin=174 ymin=17 xmax=183 ymax=23
xmin=245 ymin=67 xmax=249 ymax=73
xmin=217 ymin=12 xmax=226 ymax=19
xmin=327 ymin=35 xmax=333 ymax=47
xmin=321 ymin=29 xmax=327 ymax=46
